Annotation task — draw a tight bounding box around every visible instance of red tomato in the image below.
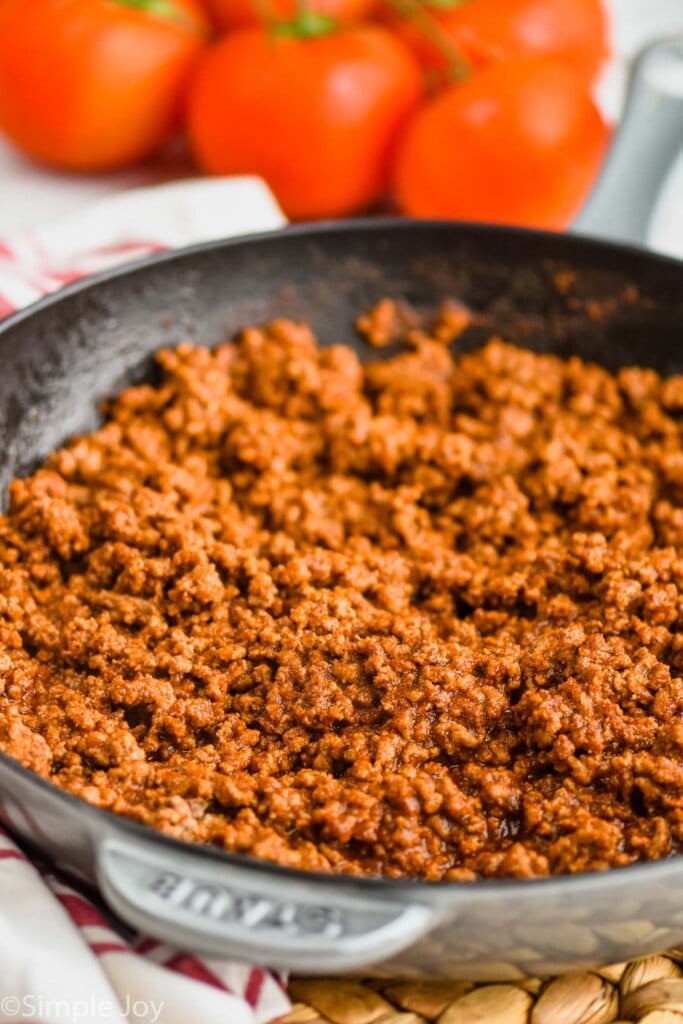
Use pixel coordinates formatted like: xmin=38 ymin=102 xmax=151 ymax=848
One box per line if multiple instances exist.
xmin=188 ymin=24 xmax=423 ymax=220
xmin=0 ymin=0 xmax=208 ymax=171
xmin=387 ymin=0 xmax=610 ymax=85
xmin=204 ymin=0 xmax=375 ymax=30
xmin=393 ymin=58 xmax=609 ymax=230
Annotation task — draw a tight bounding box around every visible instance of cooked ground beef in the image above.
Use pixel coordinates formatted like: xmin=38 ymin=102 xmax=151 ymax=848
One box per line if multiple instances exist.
xmin=1 ymin=312 xmax=683 ymax=881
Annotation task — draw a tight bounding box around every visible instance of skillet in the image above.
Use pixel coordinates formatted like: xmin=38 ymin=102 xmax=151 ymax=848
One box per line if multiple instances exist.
xmin=0 ymin=44 xmax=682 ymax=981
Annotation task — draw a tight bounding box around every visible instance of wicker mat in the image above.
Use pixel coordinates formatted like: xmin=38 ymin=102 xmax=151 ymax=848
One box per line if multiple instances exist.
xmin=274 ymin=957 xmax=683 ymax=1023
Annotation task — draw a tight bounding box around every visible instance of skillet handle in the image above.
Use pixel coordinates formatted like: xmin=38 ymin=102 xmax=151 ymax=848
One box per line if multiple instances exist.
xmin=573 ymin=36 xmax=683 ymax=247
xmin=97 ymin=838 xmax=436 ymax=972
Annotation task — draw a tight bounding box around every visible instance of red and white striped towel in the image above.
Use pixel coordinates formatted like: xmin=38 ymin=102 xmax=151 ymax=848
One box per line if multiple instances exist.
xmin=0 ymin=177 xmax=290 ymax=1024
xmin=0 ymin=828 xmax=289 ymax=1024
xmin=0 ymin=176 xmax=285 ymax=316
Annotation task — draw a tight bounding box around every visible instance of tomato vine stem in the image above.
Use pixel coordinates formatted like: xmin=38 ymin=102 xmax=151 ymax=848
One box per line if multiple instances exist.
xmin=113 ymin=0 xmax=185 ymax=21
xmin=273 ymin=10 xmax=338 ymax=36
xmin=383 ymin=0 xmax=471 ymax=81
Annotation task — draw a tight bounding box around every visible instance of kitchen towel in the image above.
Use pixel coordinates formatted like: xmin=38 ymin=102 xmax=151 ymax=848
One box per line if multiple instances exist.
xmin=0 ymin=176 xmax=286 ymax=316
xmin=0 ymin=175 xmax=290 ymax=1024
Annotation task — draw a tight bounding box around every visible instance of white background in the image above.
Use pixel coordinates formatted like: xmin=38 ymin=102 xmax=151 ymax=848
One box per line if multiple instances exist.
xmin=0 ymin=0 xmax=681 ymax=251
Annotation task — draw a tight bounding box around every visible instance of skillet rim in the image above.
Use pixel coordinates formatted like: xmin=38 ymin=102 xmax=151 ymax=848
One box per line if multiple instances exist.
xmin=1 ymin=215 xmax=682 ymax=898
xmin=0 ymin=215 xmax=681 ymax=346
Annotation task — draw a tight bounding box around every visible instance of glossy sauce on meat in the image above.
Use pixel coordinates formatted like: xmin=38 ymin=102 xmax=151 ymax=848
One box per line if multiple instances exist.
xmin=1 ymin=315 xmax=683 ymax=881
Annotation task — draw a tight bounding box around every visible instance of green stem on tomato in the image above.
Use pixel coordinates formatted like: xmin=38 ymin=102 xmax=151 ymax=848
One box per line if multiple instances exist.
xmin=273 ymin=10 xmax=337 ymax=36
xmin=113 ymin=0 xmax=186 ymax=20
xmin=112 ymin=0 xmax=207 ymax=34
xmin=384 ymin=0 xmax=471 ymax=81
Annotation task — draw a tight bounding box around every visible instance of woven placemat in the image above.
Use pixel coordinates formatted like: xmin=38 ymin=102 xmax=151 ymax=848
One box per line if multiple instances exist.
xmin=274 ymin=955 xmax=683 ymax=1023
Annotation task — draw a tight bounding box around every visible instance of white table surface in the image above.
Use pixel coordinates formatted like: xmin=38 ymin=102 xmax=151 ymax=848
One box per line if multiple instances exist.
xmin=0 ymin=0 xmax=681 ymax=253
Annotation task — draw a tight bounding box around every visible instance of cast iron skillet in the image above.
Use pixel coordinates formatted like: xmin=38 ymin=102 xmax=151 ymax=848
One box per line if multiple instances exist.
xmin=0 ymin=218 xmax=682 ymax=980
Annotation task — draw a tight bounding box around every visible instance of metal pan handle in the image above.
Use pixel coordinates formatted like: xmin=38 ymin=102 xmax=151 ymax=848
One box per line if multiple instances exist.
xmin=97 ymin=837 xmax=436 ymax=972
xmin=573 ymin=36 xmax=683 ymax=246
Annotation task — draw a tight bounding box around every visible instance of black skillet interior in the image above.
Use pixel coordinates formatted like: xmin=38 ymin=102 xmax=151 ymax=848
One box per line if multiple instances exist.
xmin=1 ymin=219 xmax=682 ymax=509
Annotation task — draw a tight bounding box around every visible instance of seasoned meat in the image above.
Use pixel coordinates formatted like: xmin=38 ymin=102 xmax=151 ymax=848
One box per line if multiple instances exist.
xmin=1 ymin=314 xmax=683 ymax=881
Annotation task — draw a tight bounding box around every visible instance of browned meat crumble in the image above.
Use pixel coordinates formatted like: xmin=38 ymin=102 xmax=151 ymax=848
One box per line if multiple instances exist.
xmin=2 ymin=314 xmax=683 ymax=881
